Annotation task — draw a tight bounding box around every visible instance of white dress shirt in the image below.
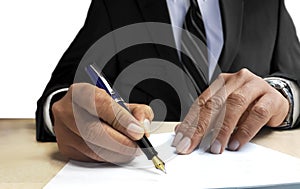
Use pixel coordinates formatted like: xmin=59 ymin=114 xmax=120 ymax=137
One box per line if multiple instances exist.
xmin=166 ymin=0 xmax=224 ymax=79
xmin=44 ymin=0 xmax=300 ymax=135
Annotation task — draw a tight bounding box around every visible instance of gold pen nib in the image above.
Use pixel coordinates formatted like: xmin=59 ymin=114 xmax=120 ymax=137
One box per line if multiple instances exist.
xmin=152 ymin=156 xmax=166 ymax=174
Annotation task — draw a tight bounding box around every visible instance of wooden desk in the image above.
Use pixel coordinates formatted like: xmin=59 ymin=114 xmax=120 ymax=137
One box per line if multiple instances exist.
xmin=1 ymin=119 xmax=300 ymax=189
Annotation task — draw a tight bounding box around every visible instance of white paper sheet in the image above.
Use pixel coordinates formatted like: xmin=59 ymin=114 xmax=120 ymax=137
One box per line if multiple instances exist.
xmin=44 ymin=133 xmax=300 ymax=189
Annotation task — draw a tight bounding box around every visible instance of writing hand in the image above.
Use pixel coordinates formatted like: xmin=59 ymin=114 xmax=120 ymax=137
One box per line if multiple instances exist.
xmin=52 ymin=83 xmax=154 ymax=163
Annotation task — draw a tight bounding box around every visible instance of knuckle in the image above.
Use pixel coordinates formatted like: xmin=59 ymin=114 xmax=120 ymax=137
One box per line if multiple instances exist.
xmin=227 ymin=92 xmax=247 ymax=108
xmin=237 ymin=68 xmax=250 ymax=77
xmin=139 ymin=104 xmax=154 ymax=119
xmin=51 ymin=101 xmax=61 ymax=114
xmin=114 ymin=109 xmax=130 ymax=130
xmin=194 ymin=124 xmax=205 ymax=137
xmin=252 ymin=105 xmax=270 ymax=120
xmin=51 ymin=101 xmax=65 ymax=119
xmin=205 ymin=96 xmax=225 ymax=112
xmin=195 ymin=119 xmax=208 ymax=135
xmin=94 ymin=89 xmax=107 ymax=105
xmin=69 ymin=83 xmax=81 ymax=97
xmin=197 ymin=96 xmax=206 ymax=106
xmin=239 ymin=126 xmax=253 ymax=139
xmin=175 ymin=122 xmax=188 ymax=133
xmin=94 ymin=90 xmax=111 ymax=114
xmin=218 ymin=124 xmax=231 ymax=138
xmin=218 ymin=73 xmax=228 ymax=80
xmin=68 ymin=84 xmax=75 ymax=92
xmin=146 ymin=105 xmax=154 ymax=118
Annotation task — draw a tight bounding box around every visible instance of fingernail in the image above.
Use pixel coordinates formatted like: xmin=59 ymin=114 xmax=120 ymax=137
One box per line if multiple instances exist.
xmin=143 ymin=119 xmax=151 ymax=133
xmin=176 ymin=137 xmax=191 ymax=154
xmin=228 ymin=140 xmax=240 ymax=151
xmin=172 ymin=132 xmax=183 ymax=147
xmin=127 ymin=123 xmax=144 ymax=136
xmin=210 ymin=140 xmax=221 ymax=154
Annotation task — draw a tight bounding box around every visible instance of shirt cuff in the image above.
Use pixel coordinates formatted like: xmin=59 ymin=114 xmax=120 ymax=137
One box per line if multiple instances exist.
xmin=43 ymin=88 xmax=69 ymax=136
xmin=264 ymin=77 xmax=300 ymax=127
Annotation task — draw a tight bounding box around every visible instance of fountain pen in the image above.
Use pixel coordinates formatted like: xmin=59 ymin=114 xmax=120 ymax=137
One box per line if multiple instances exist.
xmin=85 ymin=64 xmax=166 ymax=174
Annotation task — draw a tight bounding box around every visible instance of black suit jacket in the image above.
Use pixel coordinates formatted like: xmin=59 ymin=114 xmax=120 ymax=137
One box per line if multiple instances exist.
xmin=36 ymin=0 xmax=300 ymax=141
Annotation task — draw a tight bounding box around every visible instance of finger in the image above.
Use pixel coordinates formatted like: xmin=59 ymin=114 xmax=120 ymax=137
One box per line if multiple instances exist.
xmin=55 ymin=99 xmax=140 ymax=157
xmin=58 ymin=144 xmax=99 ymax=162
xmin=236 ymin=104 xmax=252 ymax=126
xmin=53 ymin=100 xmax=139 ymax=157
xmin=175 ymin=122 xmax=204 ymax=154
xmin=175 ymin=86 xmax=228 ymax=154
xmin=173 ymin=122 xmax=191 ymax=149
xmin=212 ymin=78 xmax=267 ymax=154
xmin=174 ymin=69 xmax=257 ymax=154
xmin=172 ymin=122 xmax=190 ymax=147
xmin=70 ymin=83 xmax=144 ymax=140
xmin=178 ymin=73 xmax=228 ymax=127
xmin=200 ymin=69 xmax=257 ymax=154
xmin=176 ymin=110 xmax=226 ymax=154
xmin=57 ymin=120 xmax=138 ymax=163
xmin=127 ymin=103 xmax=154 ymax=136
xmin=73 ymin=106 xmax=140 ymax=156
xmin=228 ymin=93 xmax=276 ymax=151
xmin=180 ymin=75 xmax=226 ymax=125
xmin=66 ymin=139 xmax=136 ymax=163
xmin=199 ymin=69 xmax=253 ymax=105
xmin=199 ymin=73 xmax=228 ymax=103
xmin=173 ymin=115 xmax=206 ymax=154
xmin=54 ymin=120 xmax=98 ymax=162
xmin=173 ymin=74 xmax=228 ymax=153
xmin=127 ymin=103 xmax=154 ymax=122
xmin=70 ymin=135 xmax=136 ymax=163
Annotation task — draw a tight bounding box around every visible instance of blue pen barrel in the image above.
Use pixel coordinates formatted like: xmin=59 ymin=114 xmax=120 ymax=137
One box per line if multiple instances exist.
xmin=117 ymin=101 xmax=128 ymax=110
xmin=111 ymin=92 xmax=128 ymax=110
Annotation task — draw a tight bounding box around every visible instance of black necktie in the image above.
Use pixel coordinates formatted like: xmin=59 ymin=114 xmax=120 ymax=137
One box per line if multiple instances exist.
xmin=181 ymin=0 xmax=209 ymax=93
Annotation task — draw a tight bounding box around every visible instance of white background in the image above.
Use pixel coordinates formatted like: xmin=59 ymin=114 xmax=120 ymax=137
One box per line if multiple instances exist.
xmin=0 ymin=0 xmax=300 ymax=118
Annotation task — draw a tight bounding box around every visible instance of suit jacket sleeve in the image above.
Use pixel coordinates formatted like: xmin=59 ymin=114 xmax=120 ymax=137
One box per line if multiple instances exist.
xmin=35 ymin=0 xmax=112 ymax=141
xmin=270 ymin=0 xmax=300 ymax=128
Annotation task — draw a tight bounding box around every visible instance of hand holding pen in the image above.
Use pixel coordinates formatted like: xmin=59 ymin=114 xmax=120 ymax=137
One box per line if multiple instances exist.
xmin=51 ymin=82 xmax=154 ymax=164
xmin=85 ymin=64 xmax=166 ymax=173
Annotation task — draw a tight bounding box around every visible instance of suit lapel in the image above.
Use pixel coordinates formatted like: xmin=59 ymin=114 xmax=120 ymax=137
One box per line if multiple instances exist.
xmin=213 ymin=0 xmax=244 ymax=79
xmin=135 ymin=0 xmax=181 ymax=66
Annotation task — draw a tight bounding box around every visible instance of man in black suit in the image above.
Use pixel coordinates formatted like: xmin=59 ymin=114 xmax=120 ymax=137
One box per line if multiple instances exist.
xmin=36 ymin=0 xmax=300 ymax=162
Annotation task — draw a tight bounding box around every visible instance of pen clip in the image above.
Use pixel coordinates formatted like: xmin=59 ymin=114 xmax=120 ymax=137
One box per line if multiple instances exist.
xmin=85 ymin=63 xmax=125 ymax=103
xmin=85 ymin=64 xmax=114 ymax=94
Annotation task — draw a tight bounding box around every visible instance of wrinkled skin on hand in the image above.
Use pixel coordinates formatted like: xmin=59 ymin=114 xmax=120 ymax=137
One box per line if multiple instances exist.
xmin=52 ymin=83 xmax=154 ymax=163
xmin=173 ymin=69 xmax=289 ymax=154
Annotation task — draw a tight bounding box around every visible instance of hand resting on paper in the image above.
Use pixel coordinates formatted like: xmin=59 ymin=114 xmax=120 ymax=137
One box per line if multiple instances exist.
xmin=173 ymin=69 xmax=289 ymax=154
xmin=51 ymin=83 xmax=154 ymax=163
